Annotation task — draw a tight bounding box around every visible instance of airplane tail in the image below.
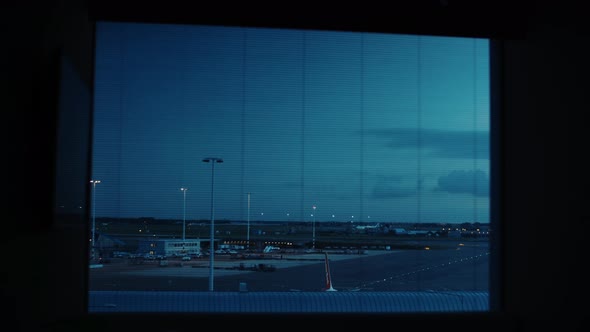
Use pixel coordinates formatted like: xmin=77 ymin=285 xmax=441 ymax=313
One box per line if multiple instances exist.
xmin=323 ymin=252 xmax=337 ymax=291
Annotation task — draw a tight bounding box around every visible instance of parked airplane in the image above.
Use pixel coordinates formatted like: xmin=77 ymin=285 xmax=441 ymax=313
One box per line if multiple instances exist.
xmin=263 ymin=245 xmax=281 ymax=253
xmin=353 ymin=223 xmax=381 ymax=230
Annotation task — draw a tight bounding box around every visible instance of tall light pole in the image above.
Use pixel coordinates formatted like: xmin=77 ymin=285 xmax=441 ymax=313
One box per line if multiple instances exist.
xmin=90 ymin=179 xmax=101 ymax=261
xmin=180 ymin=187 xmax=188 ymax=240
xmin=203 ymin=157 xmax=223 ymax=291
xmin=247 ymin=192 xmax=251 ymax=249
xmin=312 ymin=205 xmax=316 ymax=250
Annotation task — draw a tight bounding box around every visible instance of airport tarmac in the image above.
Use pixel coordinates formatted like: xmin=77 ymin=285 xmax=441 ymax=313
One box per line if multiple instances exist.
xmin=93 ymin=250 xmax=397 ymax=278
xmin=89 ymin=242 xmax=489 ymax=292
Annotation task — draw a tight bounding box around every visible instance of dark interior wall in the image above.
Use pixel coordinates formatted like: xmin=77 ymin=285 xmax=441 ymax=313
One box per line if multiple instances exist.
xmin=3 ymin=1 xmax=587 ymax=331
xmin=502 ymin=3 xmax=588 ymax=330
xmin=3 ymin=1 xmax=94 ymax=330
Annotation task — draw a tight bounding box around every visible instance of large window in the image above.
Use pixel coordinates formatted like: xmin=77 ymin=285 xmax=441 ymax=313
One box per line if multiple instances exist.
xmin=88 ymin=21 xmax=492 ymax=313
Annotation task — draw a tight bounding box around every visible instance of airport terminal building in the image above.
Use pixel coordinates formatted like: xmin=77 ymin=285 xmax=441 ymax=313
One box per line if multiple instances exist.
xmin=137 ymin=239 xmax=202 ymax=257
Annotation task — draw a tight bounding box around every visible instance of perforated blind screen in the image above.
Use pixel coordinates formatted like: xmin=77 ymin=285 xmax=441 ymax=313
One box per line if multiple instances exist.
xmin=89 ymin=21 xmax=491 ymax=313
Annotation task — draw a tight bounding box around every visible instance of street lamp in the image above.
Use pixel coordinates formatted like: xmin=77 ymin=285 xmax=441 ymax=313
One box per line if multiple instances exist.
xmin=203 ymin=157 xmax=223 ymax=291
xmin=180 ymin=187 xmax=188 ymax=240
xmin=312 ymin=205 xmax=317 ymax=250
xmin=247 ymin=192 xmax=251 ymax=249
xmin=90 ymin=179 xmax=101 ymax=261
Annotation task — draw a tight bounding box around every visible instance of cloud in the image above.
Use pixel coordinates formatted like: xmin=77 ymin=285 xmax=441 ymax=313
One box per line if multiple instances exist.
xmin=371 ymin=176 xmax=416 ymax=199
xmin=366 ymin=128 xmax=489 ymax=159
xmin=435 ymin=169 xmax=489 ymax=197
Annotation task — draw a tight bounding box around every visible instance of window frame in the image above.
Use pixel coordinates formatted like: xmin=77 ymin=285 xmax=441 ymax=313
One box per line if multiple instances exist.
xmin=85 ymin=20 xmax=502 ymax=314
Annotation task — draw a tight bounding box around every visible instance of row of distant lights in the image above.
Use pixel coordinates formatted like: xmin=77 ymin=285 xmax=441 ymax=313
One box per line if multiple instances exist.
xmin=68 ymin=182 xmax=488 ymax=227
xmin=443 ymin=227 xmax=489 ymax=234
xmin=74 ymin=182 xmax=364 ymax=220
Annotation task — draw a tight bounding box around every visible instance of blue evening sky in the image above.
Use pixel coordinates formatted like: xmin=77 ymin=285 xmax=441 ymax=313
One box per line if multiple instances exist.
xmin=90 ymin=22 xmax=490 ymax=224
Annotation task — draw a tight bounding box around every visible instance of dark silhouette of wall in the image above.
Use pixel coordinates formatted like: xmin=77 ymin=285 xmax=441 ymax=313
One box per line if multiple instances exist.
xmin=3 ymin=1 xmax=587 ymax=331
